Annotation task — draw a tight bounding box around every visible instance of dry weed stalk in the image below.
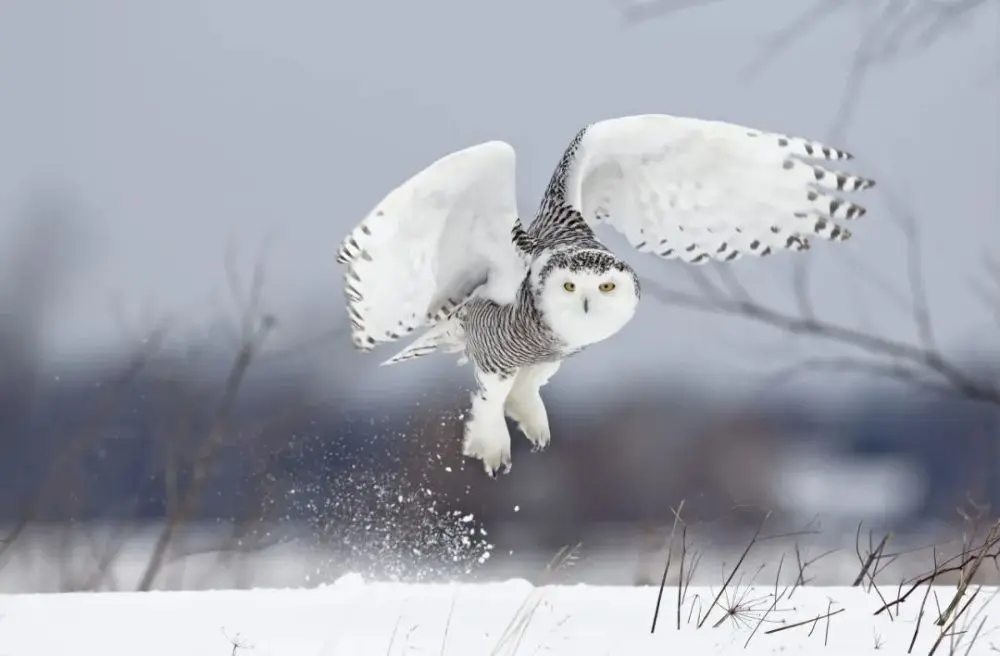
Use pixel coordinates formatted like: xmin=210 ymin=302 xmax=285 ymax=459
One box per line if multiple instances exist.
xmin=876 ymin=519 xmax=1000 ymax=619
xmin=824 ymin=598 xmax=834 ymax=646
xmin=221 ymin=628 xmax=254 ymax=656
xmin=650 ymin=499 xmax=685 ymax=633
xmin=851 ymin=505 xmax=1000 ymax=655
xmin=649 ymin=508 xmax=836 ymax=639
xmin=696 ymin=511 xmax=771 ymax=629
xmin=789 ymin=539 xmax=838 ymax=598
xmin=764 ymin=606 xmax=844 ymax=638
xmin=936 ymin=585 xmax=1000 ymax=656
xmin=907 ymin=546 xmax=939 ymax=653
xmin=854 ymin=525 xmax=895 ymax=589
xmin=708 ymin=562 xmax=789 ymax=631
xmin=678 ymin=527 xmax=701 ymax=629
xmin=873 ymin=627 xmax=885 ymax=650
xmin=743 ymin=553 xmax=794 ymax=648
xmin=929 ymin=585 xmax=981 ymax=656
xmin=439 ymin=592 xmax=458 ymax=656
xmin=853 ymin=524 xmax=896 ymax=623
xmin=936 ymin=522 xmax=999 ymax=628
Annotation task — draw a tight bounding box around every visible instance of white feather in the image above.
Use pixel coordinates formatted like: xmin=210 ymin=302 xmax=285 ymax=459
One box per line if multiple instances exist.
xmin=562 ymin=114 xmax=874 ymax=264
xmin=336 ymin=141 xmax=524 ymax=352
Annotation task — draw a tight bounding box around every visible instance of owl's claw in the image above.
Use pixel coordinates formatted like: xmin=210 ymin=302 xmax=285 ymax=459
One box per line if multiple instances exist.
xmin=485 ymin=460 xmax=513 ymax=478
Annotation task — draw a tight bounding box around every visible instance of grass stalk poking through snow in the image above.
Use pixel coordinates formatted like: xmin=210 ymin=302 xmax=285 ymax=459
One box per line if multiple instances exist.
xmin=650 ymin=499 xmax=685 ymax=634
xmin=697 ymin=511 xmax=771 ymax=629
xmin=490 ymin=543 xmax=581 ymax=656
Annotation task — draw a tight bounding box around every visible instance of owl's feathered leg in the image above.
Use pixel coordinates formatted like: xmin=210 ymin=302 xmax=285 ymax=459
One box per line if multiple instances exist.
xmin=463 ymin=368 xmax=518 ymax=477
xmin=505 ymin=362 xmax=561 ymax=452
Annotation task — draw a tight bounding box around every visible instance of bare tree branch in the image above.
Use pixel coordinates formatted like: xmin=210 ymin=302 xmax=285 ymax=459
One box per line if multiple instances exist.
xmin=620 ymin=0 xmax=998 ymax=136
xmin=643 ymin=278 xmax=1000 ymax=404
xmin=742 ymin=0 xmax=850 ymax=76
xmin=256 ymin=325 xmax=349 ymax=364
xmin=616 ymin=0 xmax=730 ymax=25
xmin=968 ymin=255 xmax=1000 ymax=330
xmin=880 ymin=183 xmax=938 ymax=352
xmin=756 ymin=355 xmax=956 ymax=398
xmin=135 ymin=255 xmax=275 ymax=591
xmin=0 ymin=321 xmax=168 ymax=571
xmin=790 ymin=258 xmax=817 ymax=323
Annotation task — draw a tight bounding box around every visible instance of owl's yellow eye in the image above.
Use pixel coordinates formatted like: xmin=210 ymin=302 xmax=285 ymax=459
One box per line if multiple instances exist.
xmin=563 ymin=281 xmax=576 ymax=292
xmin=598 ymin=281 xmax=616 ymax=292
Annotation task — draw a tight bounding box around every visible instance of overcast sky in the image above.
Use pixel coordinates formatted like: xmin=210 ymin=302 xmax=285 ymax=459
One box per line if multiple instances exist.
xmin=1 ymin=0 xmax=997 ymax=405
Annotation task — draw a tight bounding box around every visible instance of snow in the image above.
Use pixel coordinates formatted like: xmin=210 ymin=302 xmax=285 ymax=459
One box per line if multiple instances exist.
xmin=2 ymin=576 xmax=997 ymax=655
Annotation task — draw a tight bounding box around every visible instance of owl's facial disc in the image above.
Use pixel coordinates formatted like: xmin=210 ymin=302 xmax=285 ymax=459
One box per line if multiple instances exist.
xmin=536 ymin=251 xmax=640 ymax=350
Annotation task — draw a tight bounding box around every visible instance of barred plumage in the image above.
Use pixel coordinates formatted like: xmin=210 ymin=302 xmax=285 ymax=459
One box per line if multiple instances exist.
xmin=531 ymin=127 xmax=592 ymax=245
xmin=459 ymin=283 xmax=561 ymax=376
xmin=336 ymin=113 xmax=876 ymax=475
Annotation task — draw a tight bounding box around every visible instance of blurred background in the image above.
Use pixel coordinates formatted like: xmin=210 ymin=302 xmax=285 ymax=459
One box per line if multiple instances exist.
xmin=1 ymin=0 xmax=998 ymax=592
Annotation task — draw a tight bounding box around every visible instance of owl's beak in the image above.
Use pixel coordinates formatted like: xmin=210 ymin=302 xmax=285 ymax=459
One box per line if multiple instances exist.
xmin=582 ymin=298 xmax=590 ymax=314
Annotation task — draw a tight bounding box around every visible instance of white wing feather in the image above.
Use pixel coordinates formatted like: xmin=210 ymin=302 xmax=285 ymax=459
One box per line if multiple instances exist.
xmin=336 ymin=141 xmax=524 ymax=352
xmin=561 ymin=115 xmax=875 ymax=263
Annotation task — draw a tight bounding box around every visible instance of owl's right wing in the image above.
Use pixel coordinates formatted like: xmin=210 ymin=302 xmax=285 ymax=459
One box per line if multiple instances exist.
xmin=336 ymin=141 xmax=525 ymax=352
xmin=546 ymin=114 xmax=876 ymax=263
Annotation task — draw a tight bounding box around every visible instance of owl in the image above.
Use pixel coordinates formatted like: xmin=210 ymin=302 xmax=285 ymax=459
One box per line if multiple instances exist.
xmin=336 ymin=114 xmax=875 ymax=476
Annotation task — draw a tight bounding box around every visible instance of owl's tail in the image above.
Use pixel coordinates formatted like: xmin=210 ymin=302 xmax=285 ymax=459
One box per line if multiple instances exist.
xmin=381 ymin=316 xmax=467 ymax=366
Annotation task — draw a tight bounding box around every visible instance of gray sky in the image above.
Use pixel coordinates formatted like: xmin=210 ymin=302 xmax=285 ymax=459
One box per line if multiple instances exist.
xmin=1 ymin=0 xmax=997 ymax=404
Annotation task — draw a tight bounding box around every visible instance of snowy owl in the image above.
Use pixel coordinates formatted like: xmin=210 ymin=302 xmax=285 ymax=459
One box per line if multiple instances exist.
xmin=336 ymin=114 xmax=875 ymax=476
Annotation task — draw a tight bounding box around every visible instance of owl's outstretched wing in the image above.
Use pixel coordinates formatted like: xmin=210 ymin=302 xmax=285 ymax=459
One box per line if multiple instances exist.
xmin=546 ymin=114 xmax=875 ymax=263
xmin=336 ymin=141 xmax=524 ymax=352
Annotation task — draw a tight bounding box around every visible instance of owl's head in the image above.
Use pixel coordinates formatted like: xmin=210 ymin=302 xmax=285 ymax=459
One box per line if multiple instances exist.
xmin=531 ymin=248 xmax=640 ymax=350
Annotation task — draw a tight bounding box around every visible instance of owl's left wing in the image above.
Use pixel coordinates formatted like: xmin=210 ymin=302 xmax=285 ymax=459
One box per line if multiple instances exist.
xmin=336 ymin=141 xmax=525 ymax=353
xmin=554 ymin=114 xmax=875 ymax=263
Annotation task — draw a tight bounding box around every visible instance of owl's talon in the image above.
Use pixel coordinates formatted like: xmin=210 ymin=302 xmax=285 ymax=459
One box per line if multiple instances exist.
xmin=484 ymin=460 xmax=512 ymax=478
xmin=506 ymin=362 xmax=559 ymax=454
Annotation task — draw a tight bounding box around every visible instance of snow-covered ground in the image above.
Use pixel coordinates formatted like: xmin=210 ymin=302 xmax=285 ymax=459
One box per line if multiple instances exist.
xmin=2 ymin=576 xmax=997 ymax=655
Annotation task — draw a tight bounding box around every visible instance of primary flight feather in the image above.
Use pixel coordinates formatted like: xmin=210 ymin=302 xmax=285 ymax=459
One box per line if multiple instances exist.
xmin=336 ymin=114 xmax=875 ymax=476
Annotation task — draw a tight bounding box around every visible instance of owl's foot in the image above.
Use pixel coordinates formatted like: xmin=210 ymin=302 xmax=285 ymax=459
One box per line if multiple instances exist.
xmin=463 ymin=419 xmax=511 ymax=477
xmin=506 ymin=362 xmax=560 ymax=453
xmin=506 ymin=395 xmax=551 ymax=452
xmin=463 ymin=419 xmax=512 ymax=476
xmin=463 ymin=370 xmax=517 ymax=477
